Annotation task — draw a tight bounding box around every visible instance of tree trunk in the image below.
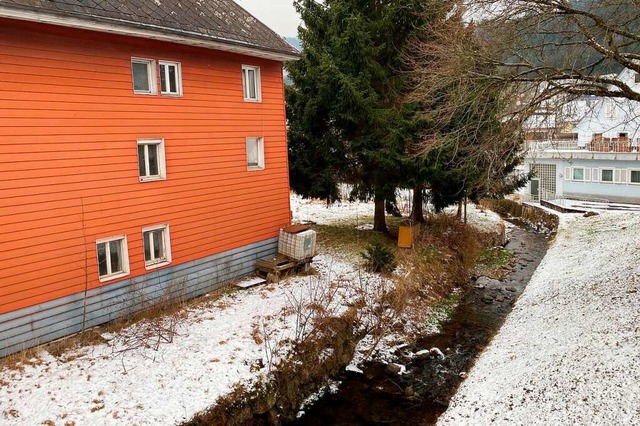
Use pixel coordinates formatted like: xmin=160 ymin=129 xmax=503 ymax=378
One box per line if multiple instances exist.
xmin=373 ymin=194 xmax=387 ymax=233
xmin=410 ymin=183 xmax=426 ymax=223
xmin=464 ymin=197 xmax=468 ymax=224
xmin=456 ymin=199 xmax=463 ymax=219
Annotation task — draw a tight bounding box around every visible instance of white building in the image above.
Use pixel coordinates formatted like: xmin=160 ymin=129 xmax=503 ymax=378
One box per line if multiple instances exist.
xmin=523 ymin=68 xmax=640 ymax=205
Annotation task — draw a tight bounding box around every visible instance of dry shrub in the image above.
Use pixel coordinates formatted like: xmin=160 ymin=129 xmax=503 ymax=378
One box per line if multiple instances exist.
xmin=379 ymin=213 xmax=487 ymax=338
xmin=361 ymin=240 xmax=398 ymax=273
xmin=422 ymin=213 xmax=484 ymax=275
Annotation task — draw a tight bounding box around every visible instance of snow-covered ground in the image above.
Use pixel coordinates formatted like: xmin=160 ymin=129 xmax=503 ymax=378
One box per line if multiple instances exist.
xmin=0 ymin=254 xmax=387 ymax=426
xmin=291 ymin=193 xmax=374 ymax=225
xmin=449 ymin=203 xmax=504 ymax=235
xmin=439 ymin=212 xmax=640 ymax=425
xmin=547 ymin=198 xmax=640 ymax=213
xmin=0 ymin=194 xmax=504 ymax=426
xmin=291 ymin=193 xmax=504 ymax=235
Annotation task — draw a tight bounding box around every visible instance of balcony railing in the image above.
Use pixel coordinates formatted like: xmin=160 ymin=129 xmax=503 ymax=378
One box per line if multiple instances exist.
xmin=590 ymin=135 xmax=638 ymax=153
xmin=526 ymin=137 xmax=639 ymax=153
xmin=522 ymin=189 xmax=610 ymax=205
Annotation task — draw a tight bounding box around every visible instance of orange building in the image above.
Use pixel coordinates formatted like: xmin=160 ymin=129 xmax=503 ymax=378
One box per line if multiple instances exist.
xmin=0 ymin=0 xmax=299 ymax=356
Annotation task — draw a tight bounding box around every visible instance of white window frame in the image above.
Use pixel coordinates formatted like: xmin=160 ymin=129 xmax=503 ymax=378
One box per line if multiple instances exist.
xmin=572 ymin=167 xmax=585 ymax=182
xmin=242 ymin=65 xmax=262 ymax=102
xmin=246 ymin=137 xmax=265 ymax=171
xmin=629 ymin=169 xmax=640 ymax=185
xmin=137 ymin=138 xmax=166 ymax=182
xmin=600 ymin=168 xmax=614 ymax=183
xmin=142 ymin=224 xmax=172 ymax=270
xmin=604 ymin=100 xmax=617 ymax=119
xmin=159 ymin=61 xmax=183 ymax=96
xmin=131 ymin=58 xmax=157 ymax=95
xmin=96 ymin=236 xmax=130 ymax=282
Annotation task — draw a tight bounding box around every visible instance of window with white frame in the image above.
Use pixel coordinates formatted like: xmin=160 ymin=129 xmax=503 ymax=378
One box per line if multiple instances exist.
xmin=137 ymin=138 xmax=166 ymax=181
xmin=604 ymin=100 xmax=617 ymax=118
xmin=131 ymin=58 xmax=157 ymax=94
xmin=159 ymin=61 xmax=182 ymax=96
xmin=630 ymin=170 xmax=640 ymax=184
xmin=242 ymin=65 xmax=261 ymax=101
xmin=601 ymin=169 xmax=614 ymax=182
xmin=246 ymin=137 xmax=265 ymax=170
xmin=142 ymin=225 xmax=171 ymax=268
xmin=572 ymin=168 xmax=585 ymax=181
xmin=96 ymin=236 xmax=129 ymax=281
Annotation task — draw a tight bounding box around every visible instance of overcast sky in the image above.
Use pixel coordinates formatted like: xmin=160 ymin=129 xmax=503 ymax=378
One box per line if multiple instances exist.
xmin=235 ymin=0 xmax=302 ymax=37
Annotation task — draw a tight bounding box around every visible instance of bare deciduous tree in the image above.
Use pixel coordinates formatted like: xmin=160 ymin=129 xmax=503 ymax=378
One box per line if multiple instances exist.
xmin=408 ymin=10 xmax=528 ymax=206
xmin=413 ymin=1 xmax=639 ymax=127
xmin=465 ymin=0 xmax=640 ymax=105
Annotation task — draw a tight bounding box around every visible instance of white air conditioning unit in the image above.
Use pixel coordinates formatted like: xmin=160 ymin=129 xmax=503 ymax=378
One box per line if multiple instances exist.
xmin=278 ymin=228 xmax=317 ymax=261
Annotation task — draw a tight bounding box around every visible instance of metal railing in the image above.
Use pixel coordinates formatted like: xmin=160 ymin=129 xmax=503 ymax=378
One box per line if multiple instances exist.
xmin=525 ymin=140 xmax=583 ymax=152
xmin=527 ymin=138 xmax=640 ymax=153
xmin=522 ymin=188 xmax=610 ymax=205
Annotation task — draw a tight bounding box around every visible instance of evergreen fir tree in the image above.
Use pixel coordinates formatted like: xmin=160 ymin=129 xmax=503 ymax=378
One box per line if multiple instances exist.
xmin=286 ymin=0 xmax=448 ymax=231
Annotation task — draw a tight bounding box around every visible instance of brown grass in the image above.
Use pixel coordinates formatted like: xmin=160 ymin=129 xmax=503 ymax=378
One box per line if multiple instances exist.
xmin=184 ymin=212 xmax=495 ymax=425
xmin=0 ymin=346 xmax=43 ymax=372
xmin=372 ymin=213 xmax=485 ymax=340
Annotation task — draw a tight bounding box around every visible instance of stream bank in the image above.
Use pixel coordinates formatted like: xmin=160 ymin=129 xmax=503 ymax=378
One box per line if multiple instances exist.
xmin=290 ymin=222 xmax=549 ymax=425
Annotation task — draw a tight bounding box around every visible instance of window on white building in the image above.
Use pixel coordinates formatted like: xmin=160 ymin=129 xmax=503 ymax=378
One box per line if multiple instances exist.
xmin=604 ymin=100 xmax=617 ymax=119
xmin=142 ymin=225 xmax=172 ymax=269
xmin=630 ymin=170 xmax=640 ymax=184
xmin=601 ymin=169 xmax=614 ymax=182
xmin=96 ymin=236 xmax=130 ymax=281
xmin=572 ymin=168 xmax=585 ymax=181
xmin=137 ymin=138 xmax=166 ymax=181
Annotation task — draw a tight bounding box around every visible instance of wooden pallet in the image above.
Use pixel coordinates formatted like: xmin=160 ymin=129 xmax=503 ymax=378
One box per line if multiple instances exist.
xmin=256 ymin=255 xmax=312 ymax=283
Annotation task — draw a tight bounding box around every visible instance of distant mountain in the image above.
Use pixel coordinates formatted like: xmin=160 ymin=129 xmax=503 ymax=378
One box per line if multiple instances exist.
xmin=284 ymin=71 xmax=293 ymax=86
xmin=510 ymin=0 xmax=637 ymax=76
xmin=282 ymin=37 xmax=299 ymax=86
xmin=284 ymin=37 xmax=302 ymax=51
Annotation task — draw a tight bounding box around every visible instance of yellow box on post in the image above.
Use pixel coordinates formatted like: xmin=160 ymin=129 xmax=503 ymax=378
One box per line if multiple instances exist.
xmin=398 ymin=225 xmax=414 ymax=249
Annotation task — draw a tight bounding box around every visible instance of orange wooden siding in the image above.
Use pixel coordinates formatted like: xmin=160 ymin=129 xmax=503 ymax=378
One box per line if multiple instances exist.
xmin=0 ymin=19 xmax=292 ymax=314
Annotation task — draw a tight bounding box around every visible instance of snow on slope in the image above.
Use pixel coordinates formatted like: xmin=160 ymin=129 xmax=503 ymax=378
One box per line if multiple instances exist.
xmin=0 ymin=254 xmax=385 ymax=426
xmin=438 ymin=212 xmax=640 ymax=425
xmin=0 ymin=194 xmax=505 ymax=425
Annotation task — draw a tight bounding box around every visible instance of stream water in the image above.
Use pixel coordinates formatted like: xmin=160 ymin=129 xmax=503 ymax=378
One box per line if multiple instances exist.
xmin=290 ymin=222 xmax=549 ymax=426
